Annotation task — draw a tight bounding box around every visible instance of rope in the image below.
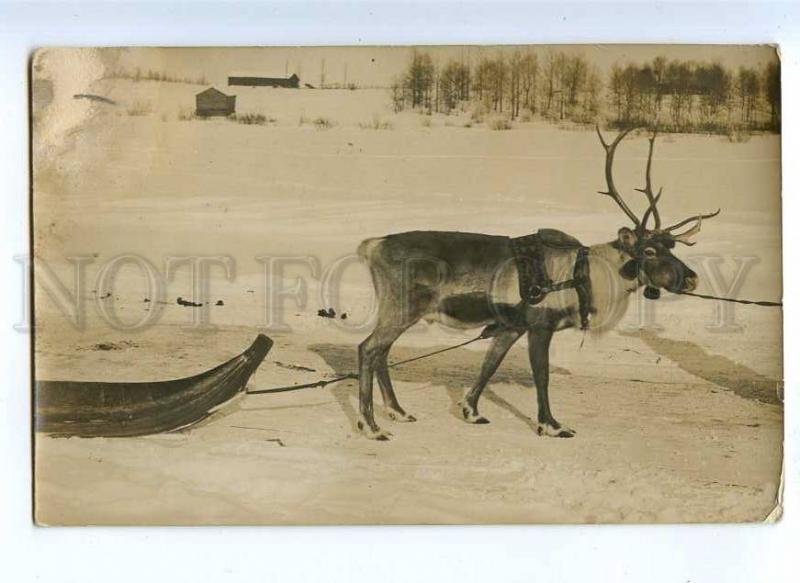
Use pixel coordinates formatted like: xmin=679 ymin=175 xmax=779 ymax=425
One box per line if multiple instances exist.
xmin=386 ymin=336 xmax=484 ymax=368
xmin=246 ymin=334 xmax=487 ymax=396
xmin=675 ymin=291 xmax=782 ymax=307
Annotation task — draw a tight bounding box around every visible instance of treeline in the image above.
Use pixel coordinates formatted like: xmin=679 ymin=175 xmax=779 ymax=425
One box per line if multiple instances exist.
xmin=391 ymin=50 xmax=601 ymax=123
xmin=608 ymin=59 xmax=780 ymax=132
xmin=105 ymin=68 xmax=210 ymax=86
xmin=392 ymin=50 xmax=780 ymax=133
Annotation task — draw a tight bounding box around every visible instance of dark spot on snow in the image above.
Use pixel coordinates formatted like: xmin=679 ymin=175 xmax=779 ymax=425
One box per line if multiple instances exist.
xmin=85 ymin=340 xmax=139 ymax=351
xmin=177 ymin=297 xmax=203 ymax=307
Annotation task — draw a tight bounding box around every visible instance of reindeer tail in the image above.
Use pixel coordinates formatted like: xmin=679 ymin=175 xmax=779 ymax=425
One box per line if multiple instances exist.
xmin=357 ymin=237 xmax=384 ymax=262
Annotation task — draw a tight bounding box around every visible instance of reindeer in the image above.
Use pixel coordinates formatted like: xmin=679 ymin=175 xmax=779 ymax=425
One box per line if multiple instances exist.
xmin=356 ymin=127 xmax=719 ymax=441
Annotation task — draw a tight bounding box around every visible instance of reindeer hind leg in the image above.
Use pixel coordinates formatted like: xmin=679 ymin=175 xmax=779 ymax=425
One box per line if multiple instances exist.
xmin=357 ymin=289 xmax=432 ymax=439
xmin=376 ymin=347 xmax=417 ymax=423
xmin=357 ymin=328 xmax=394 ymax=440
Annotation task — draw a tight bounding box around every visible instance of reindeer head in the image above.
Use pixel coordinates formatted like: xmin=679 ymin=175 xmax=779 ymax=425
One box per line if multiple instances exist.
xmin=596 ymin=126 xmax=720 ymax=294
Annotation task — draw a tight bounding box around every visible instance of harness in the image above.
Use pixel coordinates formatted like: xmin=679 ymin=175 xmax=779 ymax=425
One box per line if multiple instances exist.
xmin=509 ymin=229 xmax=593 ymax=330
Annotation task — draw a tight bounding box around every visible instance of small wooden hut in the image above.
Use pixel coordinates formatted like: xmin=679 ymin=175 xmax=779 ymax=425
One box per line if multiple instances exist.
xmin=195 ymin=87 xmax=236 ymax=117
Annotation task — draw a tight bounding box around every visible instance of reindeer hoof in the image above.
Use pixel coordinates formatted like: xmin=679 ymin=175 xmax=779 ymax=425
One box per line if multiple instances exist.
xmin=537 ymin=422 xmax=576 ymax=438
xmin=460 ymin=403 xmax=490 ymax=424
xmin=387 ymin=408 xmax=416 ymax=423
xmin=357 ymin=419 xmax=392 ymax=441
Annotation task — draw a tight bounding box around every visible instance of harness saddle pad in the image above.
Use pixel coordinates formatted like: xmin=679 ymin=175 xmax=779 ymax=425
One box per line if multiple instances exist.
xmin=509 ymin=229 xmax=592 ymax=329
xmin=510 ymin=232 xmax=552 ymax=305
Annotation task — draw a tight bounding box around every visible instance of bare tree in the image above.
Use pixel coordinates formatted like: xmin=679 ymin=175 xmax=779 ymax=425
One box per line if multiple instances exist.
xmin=666 ymin=60 xmax=694 ymax=129
xmin=389 ymin=78 xmax=404 ymax=112
xmin=581 ymin=66 xmax=602 ymax=122
xmin=540 ymin=51 xmax=559 ymax=117
xmin=509 ymin=50 xmax=523 ymax=119
xmin=473 ymin=58 xmax=493 ymax=103
xmin=737 ymin=66 xmax=760 ymax=125
xmin=609 ymin=64 xmax=624 ymax=122
xmin=555 ymin=53 xmax=569 ymax=120
xmin=651 ymin=56 xmax=667 ymax=119
xmin=438 ymin=59 xmax=471 ymax=113
xmin=404 ymin=50 xmax=435 ymax=109
xmin=519 ymin=51 xmax=539 ymax=114
xmin=490 ymin=54 xmax=508 ymax=113
xmin=565 ymin=55 xmax=588 ymax=107
xmin=763 ymin=61 xmax=780 ymax=128
xmin=696 ymin=62 xmax=731 ymax=122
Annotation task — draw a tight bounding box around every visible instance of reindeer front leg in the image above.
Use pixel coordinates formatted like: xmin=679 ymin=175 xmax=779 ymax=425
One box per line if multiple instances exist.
xmin=528 ymin=328 xmax=575 ymax=438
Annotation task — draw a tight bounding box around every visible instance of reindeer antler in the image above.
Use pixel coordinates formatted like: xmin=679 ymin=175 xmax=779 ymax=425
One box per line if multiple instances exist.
xmin=594 ymin=126 xmax=720 ymax=243
xmin=636 ymin=128 xmax=663 ymax=231
xmin=664 ymin=209 xmax=721 ymax=245
xmin=595 ymin=125 xmax=641 ymax=229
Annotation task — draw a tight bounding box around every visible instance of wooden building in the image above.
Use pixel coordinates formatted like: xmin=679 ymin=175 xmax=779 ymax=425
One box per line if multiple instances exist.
xmin=228 ymin=74 xmax=300 ymax=88
xmin=195 ymin=87 xmax=236 ymax=117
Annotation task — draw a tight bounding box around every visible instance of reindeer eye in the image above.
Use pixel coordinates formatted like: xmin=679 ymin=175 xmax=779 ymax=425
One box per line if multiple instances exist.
xmin=643 ymin=247 xmax=657 ymax=258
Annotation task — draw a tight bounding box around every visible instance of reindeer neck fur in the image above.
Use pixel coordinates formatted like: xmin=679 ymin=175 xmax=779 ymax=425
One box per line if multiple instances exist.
xmin=587 ymin=241 xmax=643 ymax=331
xmin=538 ymin=240 xmax=640 ymax=333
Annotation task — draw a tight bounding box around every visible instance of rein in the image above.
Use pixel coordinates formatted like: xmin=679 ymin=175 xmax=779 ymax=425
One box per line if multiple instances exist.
xmin=673 ymin=290 xmax=782 ymax=307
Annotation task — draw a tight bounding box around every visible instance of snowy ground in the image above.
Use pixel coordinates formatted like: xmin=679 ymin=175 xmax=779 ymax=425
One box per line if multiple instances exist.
xmin=32 ymin=55 xmax=783 ymax=524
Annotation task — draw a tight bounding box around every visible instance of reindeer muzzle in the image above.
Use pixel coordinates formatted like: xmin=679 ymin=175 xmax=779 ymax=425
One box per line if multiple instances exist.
xmin=644 ymin=286 xmax=661 ymax=300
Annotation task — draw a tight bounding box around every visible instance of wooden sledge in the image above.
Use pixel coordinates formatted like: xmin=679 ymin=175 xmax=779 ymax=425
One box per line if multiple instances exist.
xmin=35 ymin=334 xmax=273 ymax=438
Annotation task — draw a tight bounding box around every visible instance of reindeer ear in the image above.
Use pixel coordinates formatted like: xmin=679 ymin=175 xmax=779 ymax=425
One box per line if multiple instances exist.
xmin=617 ymin=227 xmax=638 ymax=251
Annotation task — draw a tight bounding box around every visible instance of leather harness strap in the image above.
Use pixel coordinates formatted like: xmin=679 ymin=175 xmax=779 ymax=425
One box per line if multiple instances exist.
xmin=509 ymin=231 xmax=593 ymax=330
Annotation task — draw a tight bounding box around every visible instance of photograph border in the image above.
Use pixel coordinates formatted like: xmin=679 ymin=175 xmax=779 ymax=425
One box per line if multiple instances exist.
xmin=1 ymin=1 xmax=796 ymax=582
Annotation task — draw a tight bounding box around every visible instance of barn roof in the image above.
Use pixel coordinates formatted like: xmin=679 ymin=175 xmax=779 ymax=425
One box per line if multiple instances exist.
xmin=196 ymin=87 xmax=231 ymax=98
xmin=228 ymin=72 xmax=299 ymax=80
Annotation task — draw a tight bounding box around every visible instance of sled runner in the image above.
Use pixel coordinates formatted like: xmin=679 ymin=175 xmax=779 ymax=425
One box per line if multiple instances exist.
xmin=35 ymin=334 xmax=273 ymax=438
